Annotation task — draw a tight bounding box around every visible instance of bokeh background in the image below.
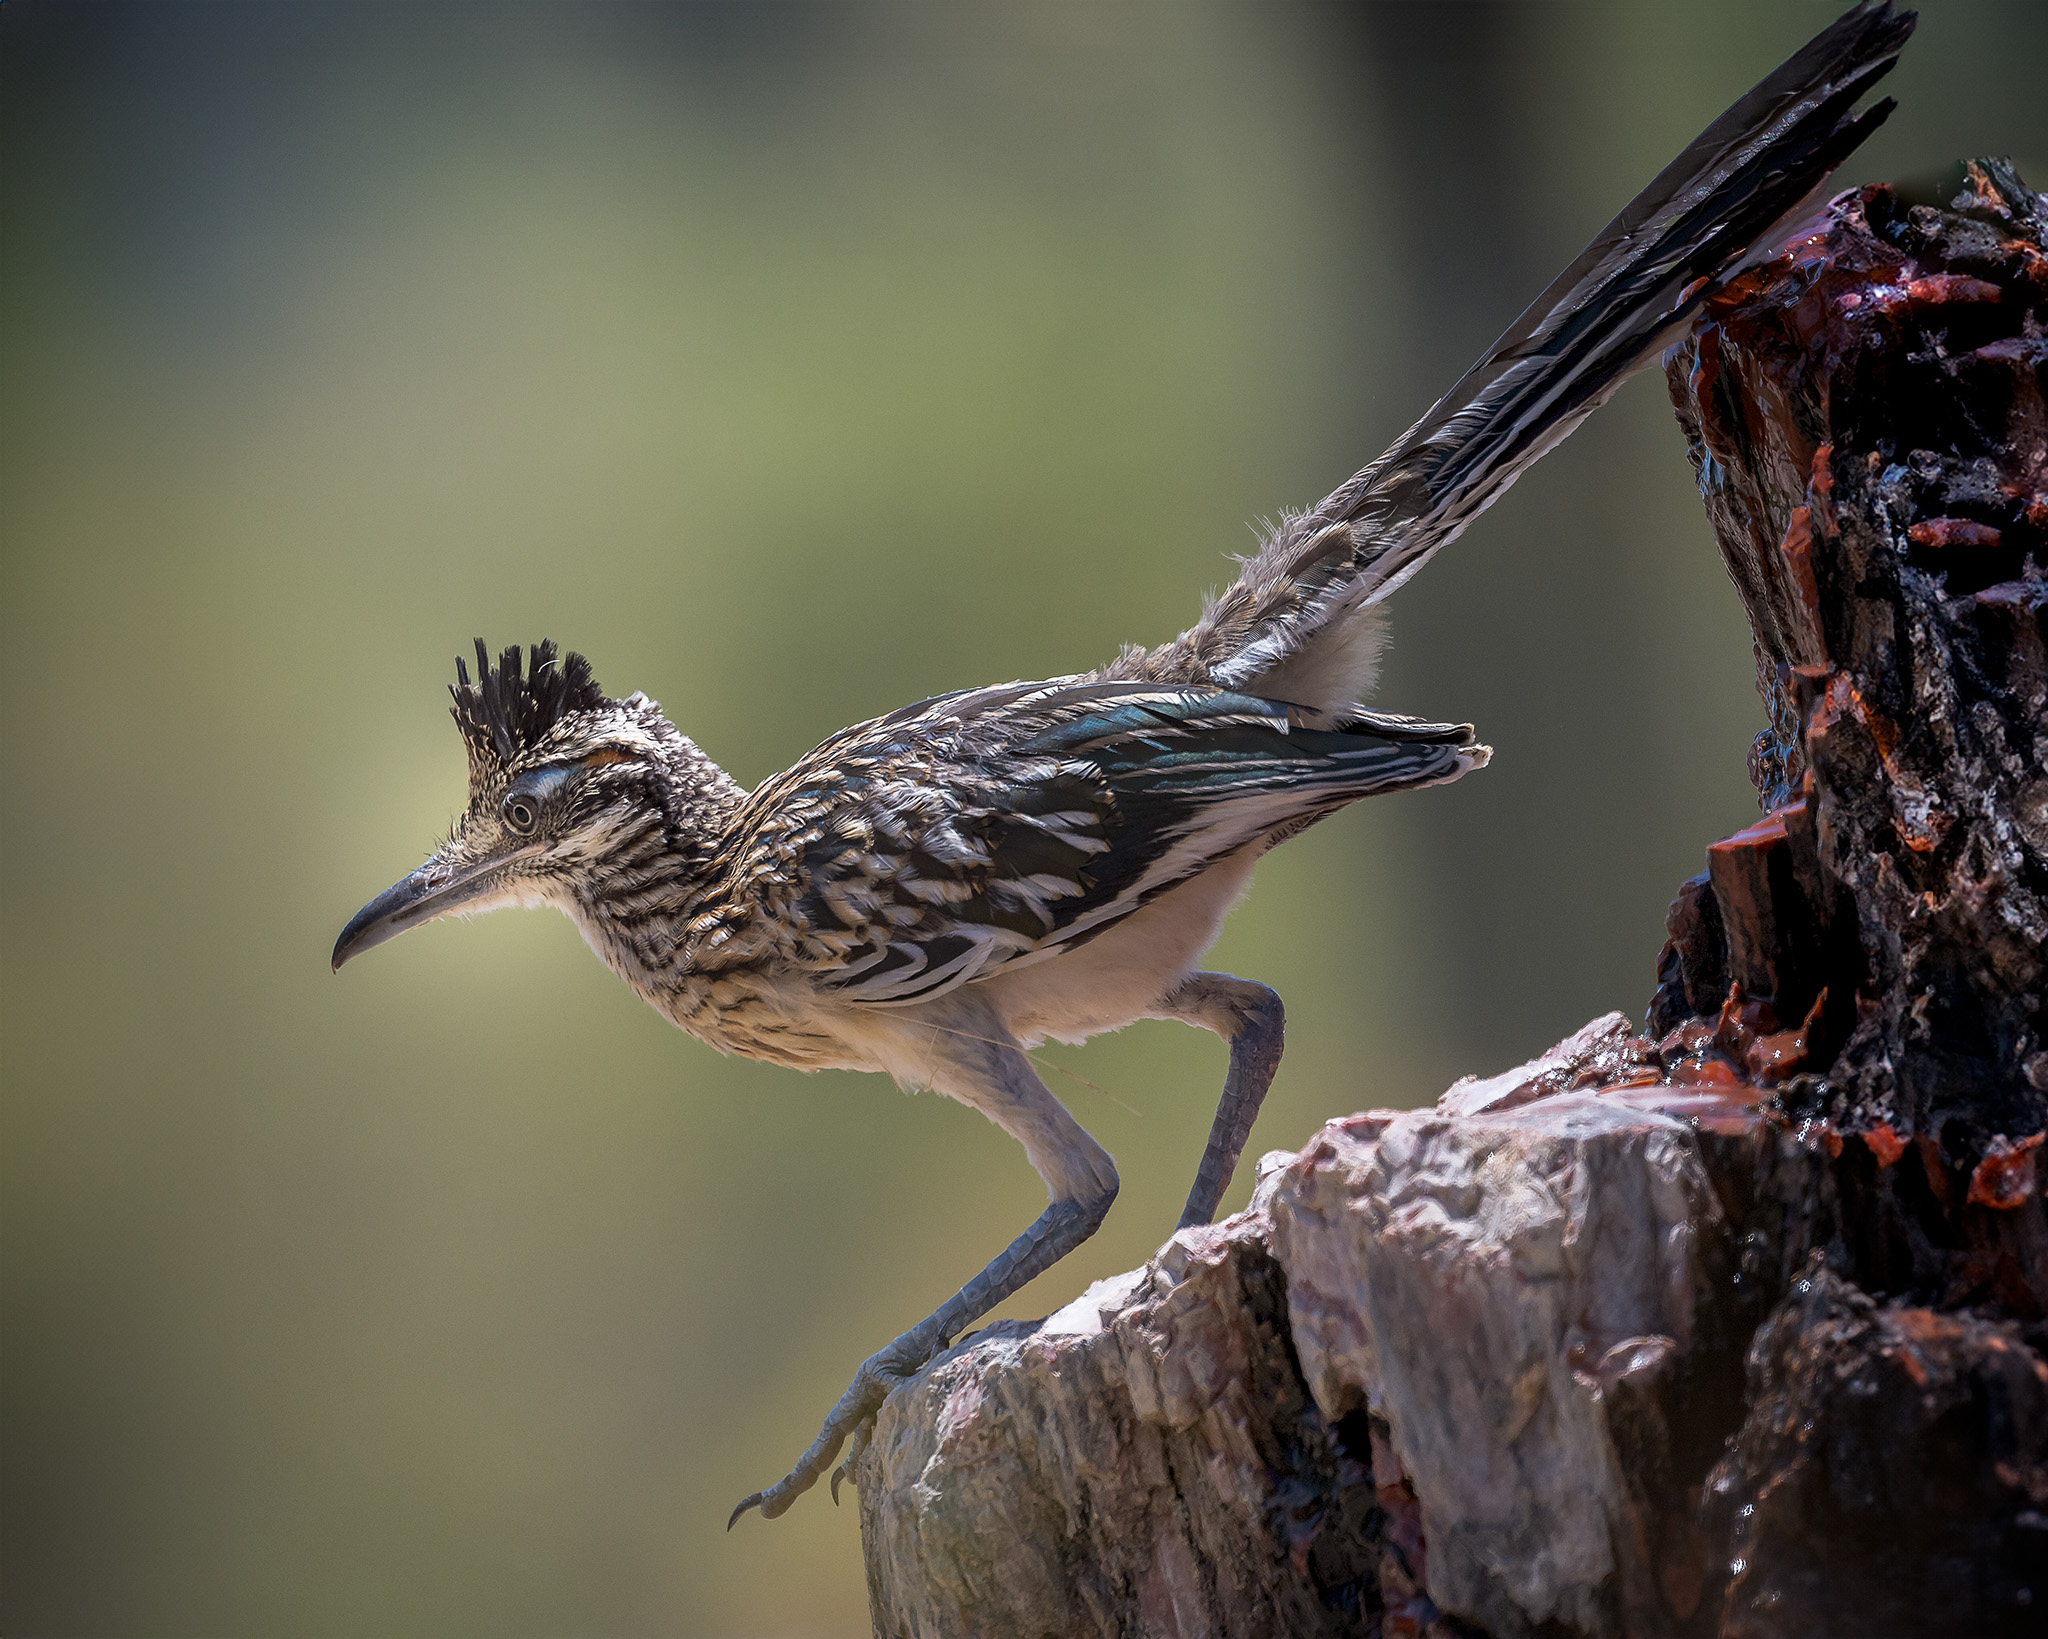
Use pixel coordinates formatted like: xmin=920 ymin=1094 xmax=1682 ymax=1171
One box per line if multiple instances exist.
xmin=4 ymin=2 xmax=2042 ymax=1634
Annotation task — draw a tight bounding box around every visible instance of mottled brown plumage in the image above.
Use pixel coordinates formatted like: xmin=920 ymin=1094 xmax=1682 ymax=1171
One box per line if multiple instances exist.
xmin=334 ymin=4 xmax=1914 ymax=1526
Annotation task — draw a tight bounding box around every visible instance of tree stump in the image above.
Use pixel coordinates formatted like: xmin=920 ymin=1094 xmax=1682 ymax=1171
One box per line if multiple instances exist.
xmin=853 ymin=163 xmax=2048 ymax=1639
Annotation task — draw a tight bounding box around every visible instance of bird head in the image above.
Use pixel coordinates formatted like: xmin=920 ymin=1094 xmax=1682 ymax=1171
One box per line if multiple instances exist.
xmin=332 ymin=640 xmax=680 ymax=971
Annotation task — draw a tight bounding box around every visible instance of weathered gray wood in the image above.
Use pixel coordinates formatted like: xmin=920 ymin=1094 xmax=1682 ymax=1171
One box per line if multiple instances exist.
xmin=856 ymin=164 xmax=2048 ymax=1639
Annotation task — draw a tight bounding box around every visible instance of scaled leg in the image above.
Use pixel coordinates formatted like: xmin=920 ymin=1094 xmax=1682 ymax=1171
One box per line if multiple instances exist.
xmin=1149 ymin=971 xmax=1285 ymax=1229
xmin=729 ymin=1019 xmax=1118 ymax=1525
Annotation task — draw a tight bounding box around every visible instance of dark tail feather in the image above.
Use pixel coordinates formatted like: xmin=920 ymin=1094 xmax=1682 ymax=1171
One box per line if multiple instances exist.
xmin=1188 ymin=3 xmax=1914 ymax=701
xmin=1323 ymin=0 xmax=1916 ymax=582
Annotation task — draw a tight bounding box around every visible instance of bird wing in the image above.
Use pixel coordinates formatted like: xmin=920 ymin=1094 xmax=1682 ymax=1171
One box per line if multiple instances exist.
xmin=694 ymin=681 xmax=1478 ymax=1007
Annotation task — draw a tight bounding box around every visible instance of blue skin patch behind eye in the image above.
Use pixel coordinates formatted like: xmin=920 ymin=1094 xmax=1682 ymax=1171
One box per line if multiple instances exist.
xmin=510 ymin=764 xmax=580 ymax=801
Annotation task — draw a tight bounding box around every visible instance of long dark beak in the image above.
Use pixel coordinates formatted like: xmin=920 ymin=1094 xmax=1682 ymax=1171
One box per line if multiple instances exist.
xmin=331 ymin=845 xmax=541 ymax=972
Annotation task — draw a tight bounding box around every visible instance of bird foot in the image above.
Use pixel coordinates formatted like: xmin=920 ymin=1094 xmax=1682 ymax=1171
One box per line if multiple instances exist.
xmin=829 ymin=1419 xmax=873 ymax=1505
xmin=727 ymin=1328 xmax=937 ymax=1528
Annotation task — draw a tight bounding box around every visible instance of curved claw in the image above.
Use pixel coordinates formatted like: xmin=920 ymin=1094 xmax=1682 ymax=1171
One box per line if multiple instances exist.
xmin=830 ymin=1418 xmax=875 ymax=1505
xmin=727 ymin=1333 xmax=932 ymax=1527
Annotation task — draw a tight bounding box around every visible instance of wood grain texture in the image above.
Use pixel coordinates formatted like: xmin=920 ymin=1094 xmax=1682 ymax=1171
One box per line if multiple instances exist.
xmin=854 ymin=164 xmax=2048 ymax=1639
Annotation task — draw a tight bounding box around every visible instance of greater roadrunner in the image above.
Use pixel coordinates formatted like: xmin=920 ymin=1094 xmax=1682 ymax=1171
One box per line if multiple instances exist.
xmin=334 ymin=5 xmax=1913 ymax=1526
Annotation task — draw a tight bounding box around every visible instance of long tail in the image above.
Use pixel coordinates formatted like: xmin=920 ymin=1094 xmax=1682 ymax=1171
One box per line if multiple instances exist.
xmin=1130 ymin=1 xmax=1915 ymax=717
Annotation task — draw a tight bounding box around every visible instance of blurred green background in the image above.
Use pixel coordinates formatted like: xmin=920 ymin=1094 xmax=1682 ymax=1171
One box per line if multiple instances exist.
xmin=4 ymin=2 xmax=2041 ymax=1634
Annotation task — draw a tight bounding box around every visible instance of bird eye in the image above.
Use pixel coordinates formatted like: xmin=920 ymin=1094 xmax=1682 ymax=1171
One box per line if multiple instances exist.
xmin=502 ymin=794 xmax=539 ymax=834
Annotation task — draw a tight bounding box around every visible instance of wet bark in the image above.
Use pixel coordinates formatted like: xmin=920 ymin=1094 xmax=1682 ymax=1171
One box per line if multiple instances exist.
xmin=854 ymin=164 xmax=2048 ymax=1639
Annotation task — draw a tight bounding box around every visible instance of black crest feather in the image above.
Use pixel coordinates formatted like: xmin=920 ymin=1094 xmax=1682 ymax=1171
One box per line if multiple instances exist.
xmin=450 ymin=640 xmax=606 ymax=764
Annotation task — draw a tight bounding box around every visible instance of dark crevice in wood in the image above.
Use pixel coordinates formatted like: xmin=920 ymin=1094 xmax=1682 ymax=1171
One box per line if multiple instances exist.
xmin=857 ymin=162 xmax=2048 ymax=1639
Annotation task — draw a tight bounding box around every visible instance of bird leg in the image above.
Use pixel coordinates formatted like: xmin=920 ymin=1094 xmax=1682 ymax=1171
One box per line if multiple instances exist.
xmin=1149 ymin=971 xmax=1285 ymax=1228
xmin=729 ymin=1018 xmax=1118 ymax=1526
xmin=727 ymin=1187 xmax=1113 ymax=1525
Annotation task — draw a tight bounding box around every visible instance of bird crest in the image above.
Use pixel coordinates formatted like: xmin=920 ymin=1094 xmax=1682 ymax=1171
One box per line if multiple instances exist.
xmin=450 ymin=639 xmax=608 ymax=774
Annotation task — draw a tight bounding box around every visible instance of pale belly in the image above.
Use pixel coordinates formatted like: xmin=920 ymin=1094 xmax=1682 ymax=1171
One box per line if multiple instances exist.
xmin=977 ymin=847 xmax=1260 ymax=1046
xmin=601 ymin=845 xmax=1261 ymax=1073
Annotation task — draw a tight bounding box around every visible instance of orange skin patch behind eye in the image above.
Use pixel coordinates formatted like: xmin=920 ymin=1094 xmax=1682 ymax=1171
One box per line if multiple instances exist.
xmin=580 ymin=747 xmax=635 ymax=766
